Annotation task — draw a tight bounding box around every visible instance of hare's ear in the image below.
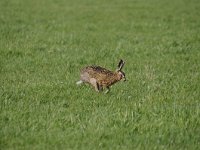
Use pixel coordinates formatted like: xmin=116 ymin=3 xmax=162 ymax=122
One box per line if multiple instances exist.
xmin=117 ymin=59 xmax=125 ymax=71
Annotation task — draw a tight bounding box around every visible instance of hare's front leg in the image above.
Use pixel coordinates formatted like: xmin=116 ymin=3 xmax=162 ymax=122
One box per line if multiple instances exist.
xmin=90 ymin=78 xmax=101 ymax=92
xmin=105 ymin=86 xmax=110 ymax=94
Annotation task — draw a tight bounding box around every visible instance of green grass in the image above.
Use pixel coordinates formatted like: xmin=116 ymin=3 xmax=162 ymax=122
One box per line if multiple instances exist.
xmin=0 ymin=0 xmax=200 ymax=149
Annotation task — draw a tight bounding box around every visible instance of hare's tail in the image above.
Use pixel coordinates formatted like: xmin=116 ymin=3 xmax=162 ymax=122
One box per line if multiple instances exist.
xmin=76 ymin=80 xmax=83 ymax=85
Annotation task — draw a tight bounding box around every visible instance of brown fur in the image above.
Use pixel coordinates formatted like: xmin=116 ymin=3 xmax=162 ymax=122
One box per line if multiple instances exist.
xmin=77 ymin=60 xmax=125 ymax=92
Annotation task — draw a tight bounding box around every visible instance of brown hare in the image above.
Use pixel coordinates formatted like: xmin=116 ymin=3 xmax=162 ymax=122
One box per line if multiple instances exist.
xmin=76 ymin=59 xmax=126 ymax=93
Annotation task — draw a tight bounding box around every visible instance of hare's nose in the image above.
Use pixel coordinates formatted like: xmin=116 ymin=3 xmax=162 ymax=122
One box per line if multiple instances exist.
xmin=123 ymin=77 xmax=126 ymax=82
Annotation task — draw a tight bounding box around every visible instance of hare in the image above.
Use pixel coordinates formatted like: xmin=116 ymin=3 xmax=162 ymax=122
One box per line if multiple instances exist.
xmin=76 ymin=59 xmax=126 ymax=93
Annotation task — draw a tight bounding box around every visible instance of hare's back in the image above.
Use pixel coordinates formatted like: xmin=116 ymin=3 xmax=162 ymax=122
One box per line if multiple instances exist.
xmin=81 ymin=66 xmax=113 ymax=79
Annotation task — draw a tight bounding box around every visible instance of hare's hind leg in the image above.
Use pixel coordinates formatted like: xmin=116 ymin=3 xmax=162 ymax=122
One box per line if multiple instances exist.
xmin=77 ymin=72 xmax=90 ymax=85
xmin=90 ymin=78 xmax=101 ymax=92
xmin=76 ymin=80 xmax=83 ymax=85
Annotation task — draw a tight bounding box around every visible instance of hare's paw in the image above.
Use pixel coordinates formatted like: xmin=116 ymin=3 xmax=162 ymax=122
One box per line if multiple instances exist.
xmin=76 ymin=80 xmax=83 ymax=85
xmin=105 ymin=87 xmax=110 ymax=94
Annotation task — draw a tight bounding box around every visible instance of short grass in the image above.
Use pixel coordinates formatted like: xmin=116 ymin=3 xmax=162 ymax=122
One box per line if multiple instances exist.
xmin=0 ymin=0 xmax=200 ymax=149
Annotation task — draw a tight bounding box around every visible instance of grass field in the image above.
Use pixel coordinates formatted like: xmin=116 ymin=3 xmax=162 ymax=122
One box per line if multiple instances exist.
xmin=0 ymin=0 xmax=200 ymax=149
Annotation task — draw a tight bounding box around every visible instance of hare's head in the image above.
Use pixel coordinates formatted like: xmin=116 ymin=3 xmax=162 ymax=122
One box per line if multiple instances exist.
xmin=116 ymin=59 xmax=126 ymax=81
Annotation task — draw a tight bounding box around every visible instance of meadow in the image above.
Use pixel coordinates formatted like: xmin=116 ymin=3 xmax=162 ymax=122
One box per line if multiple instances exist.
xmin=0 ymin=0 xmax=200 ymax=149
